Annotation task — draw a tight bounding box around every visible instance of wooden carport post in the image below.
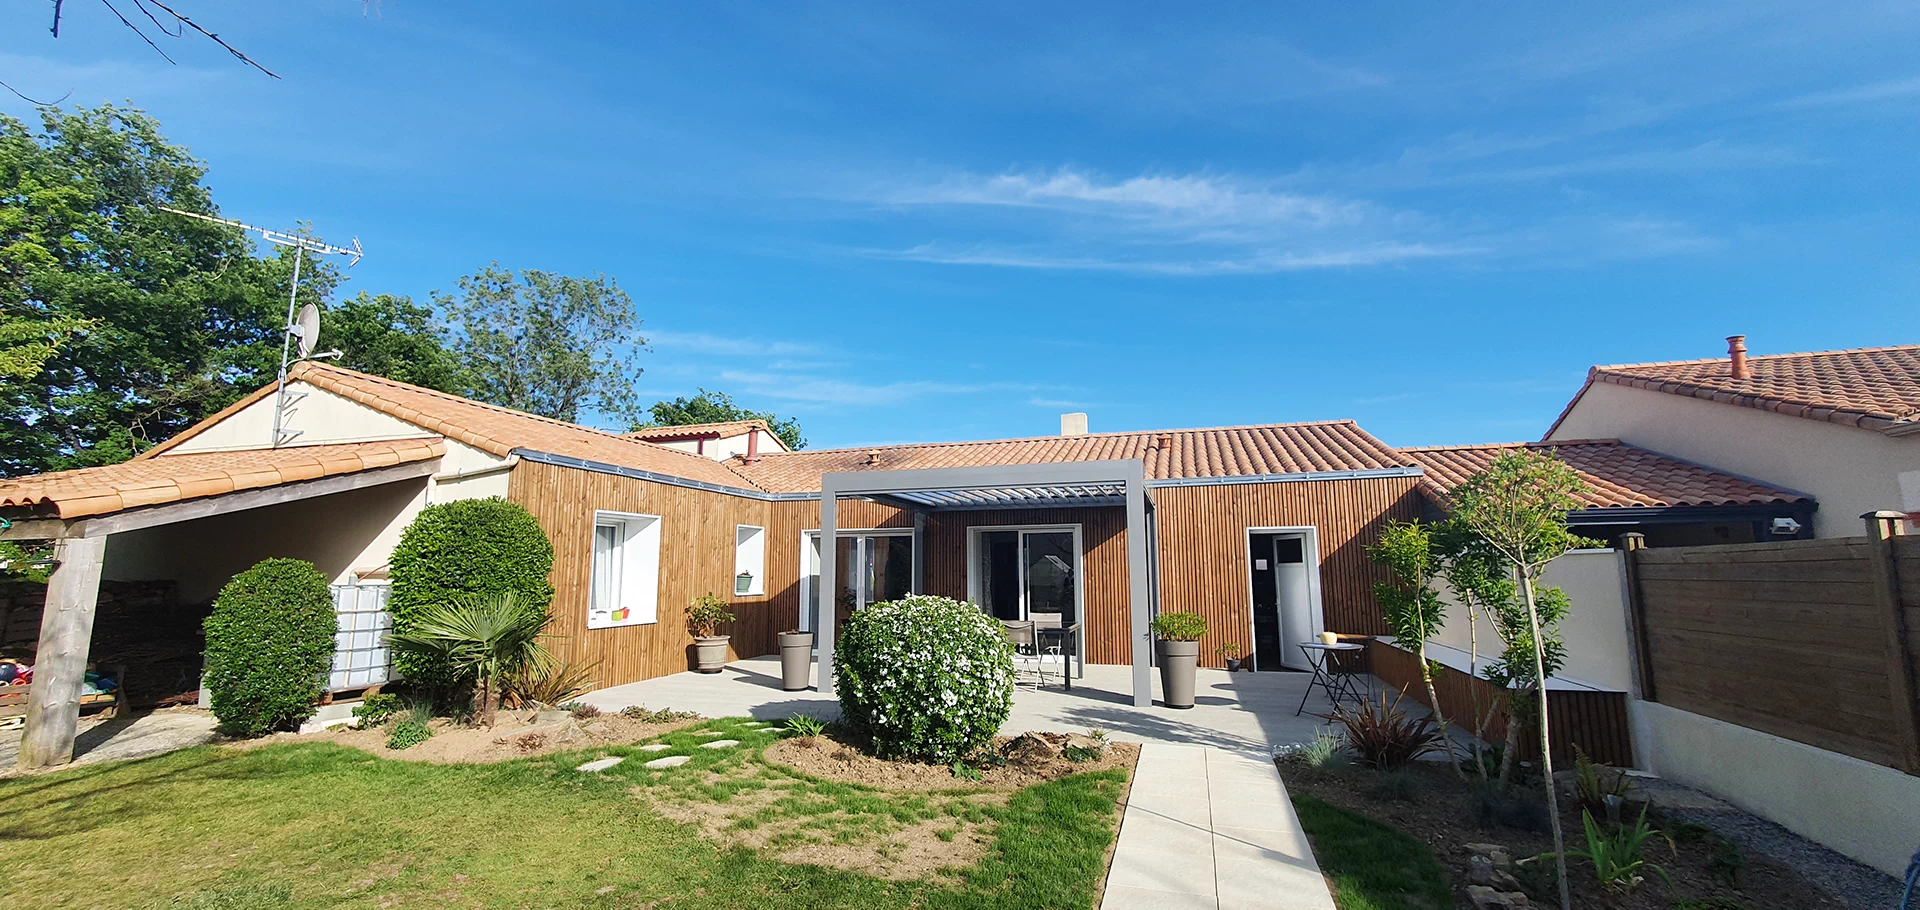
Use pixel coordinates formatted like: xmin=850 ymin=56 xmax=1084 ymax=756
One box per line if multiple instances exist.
xmin=19 ymin=535 xmax=107 ymax=770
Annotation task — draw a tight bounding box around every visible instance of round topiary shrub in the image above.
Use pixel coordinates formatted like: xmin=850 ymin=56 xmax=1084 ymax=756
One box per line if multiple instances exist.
xmin=389 ymin=497 xmax=554 ymax=689
xmin=202 ymin=558 xmax=337 ymax=737
xmin=835 ymin=594 xmax=1015 ymax=763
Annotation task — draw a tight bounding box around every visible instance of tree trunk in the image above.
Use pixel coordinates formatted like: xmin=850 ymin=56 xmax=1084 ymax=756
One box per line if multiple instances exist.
xmin=1496 ymin=687 xmax=1526 ymax=788
xmin=1466 ymin=603 xmax=1488 ymax=781
xmin=1416 ymin=644 xmax=1466 ymax=779
xmin=1519 ymin=565 xmax=1571 ymax=910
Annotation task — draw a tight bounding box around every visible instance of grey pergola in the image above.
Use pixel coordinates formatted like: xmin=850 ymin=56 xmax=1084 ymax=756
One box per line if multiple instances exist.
xmin=816 ymin=459 xmax=1156 ymax=707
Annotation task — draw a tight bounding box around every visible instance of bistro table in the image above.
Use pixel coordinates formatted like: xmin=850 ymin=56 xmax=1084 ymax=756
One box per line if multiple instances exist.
xmin=1034 ymin=622 xmax=1084 ymax=690
xmin=1295 ymin=641 xmax=1368 ymax=716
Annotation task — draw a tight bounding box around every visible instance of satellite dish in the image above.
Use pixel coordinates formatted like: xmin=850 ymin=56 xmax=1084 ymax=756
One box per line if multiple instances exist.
xmin=294 ymin=303 xmax=321 ymax=358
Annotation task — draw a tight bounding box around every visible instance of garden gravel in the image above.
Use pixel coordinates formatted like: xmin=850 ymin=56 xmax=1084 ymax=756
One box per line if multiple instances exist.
xmin=1635 ymin=776 xmax=1904 ymax=910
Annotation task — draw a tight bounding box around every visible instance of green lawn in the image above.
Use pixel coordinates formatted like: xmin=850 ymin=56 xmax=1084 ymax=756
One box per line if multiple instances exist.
xmin=0 ymin=717 xmax=1126 ymax=910
xmin=1291 ymin=794 xmax=1455 ymax=910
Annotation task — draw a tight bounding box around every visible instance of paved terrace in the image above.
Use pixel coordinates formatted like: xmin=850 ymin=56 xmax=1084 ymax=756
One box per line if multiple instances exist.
xmin=582 ymin=656 xmax=1353 ymax=759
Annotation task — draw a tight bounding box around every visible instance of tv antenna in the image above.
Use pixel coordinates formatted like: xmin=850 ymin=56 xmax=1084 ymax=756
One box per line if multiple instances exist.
xmin=158 ymin=207 xmax=363 ymax=447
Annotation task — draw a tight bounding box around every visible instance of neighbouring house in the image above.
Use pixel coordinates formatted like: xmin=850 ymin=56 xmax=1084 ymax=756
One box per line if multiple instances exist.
xmin=625 ymin=419 xmax=790 ymax=460
xmin=1545 ymin=337 xmax=1920 ymax=537
xmin=0 ymin=360 xmax=1834 ymax=767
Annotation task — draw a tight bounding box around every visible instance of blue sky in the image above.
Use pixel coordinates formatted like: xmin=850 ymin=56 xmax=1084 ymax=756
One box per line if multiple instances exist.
xmin=4 ymin=1 xmax=1916 ymax=449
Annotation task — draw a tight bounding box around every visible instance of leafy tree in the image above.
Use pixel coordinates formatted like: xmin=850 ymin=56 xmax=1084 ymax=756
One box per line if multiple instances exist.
xmin=635 ymin=387 xmax=807 ymax=450
xmin=0 ymin=313 xmax=90 ymax=381
xmin=323 ymin=292 xmax=464 ymax=393
xmin=0 ymin=103 xmax=332 ymax=475
xmin=434 ymin=264 xmax=646 ymax=426
xmin=1447 ymin=449 xmax=1597 ymax=910
xmin=1368 ymin=519 xmax=1463 ymax=778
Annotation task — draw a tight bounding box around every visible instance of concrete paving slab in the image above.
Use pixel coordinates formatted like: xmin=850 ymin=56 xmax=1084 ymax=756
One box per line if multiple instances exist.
xmin=643 ymin=755 xmax=690 ymax=769
xmin=576 ymin=757 xmax=625 ymax=772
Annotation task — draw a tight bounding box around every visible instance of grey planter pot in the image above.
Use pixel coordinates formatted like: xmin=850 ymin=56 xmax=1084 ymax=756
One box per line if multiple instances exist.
xmin=778 ymin=631 xmax=814 ymax=691
xmin=694 ymin=636 xmax=730 ymax=673
xmin=1157 ymin=639 xmax=1199 ymax=709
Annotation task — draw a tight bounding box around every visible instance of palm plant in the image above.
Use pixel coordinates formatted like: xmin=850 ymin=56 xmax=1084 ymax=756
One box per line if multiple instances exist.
xmin=389 ymin=591 xmax=553 ymax=724
xmin=503 ymin=654 xmax=600 ymax=708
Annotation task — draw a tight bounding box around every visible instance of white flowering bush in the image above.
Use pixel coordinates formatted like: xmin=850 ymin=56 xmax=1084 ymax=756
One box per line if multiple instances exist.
xmin=835 ymin=594 xmax=1015 ymax=763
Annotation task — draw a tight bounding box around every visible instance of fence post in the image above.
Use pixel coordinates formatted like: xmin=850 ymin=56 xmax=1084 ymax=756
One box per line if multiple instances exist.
xmin=1618 ymin=532 xmax=1657 ymax=702
xmin=1863 ymin=510 xmax=1920 ymax=774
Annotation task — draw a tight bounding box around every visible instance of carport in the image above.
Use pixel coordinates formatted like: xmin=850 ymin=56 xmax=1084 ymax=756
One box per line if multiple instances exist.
xmin=0 ymin=439 xmax=444 ymax=769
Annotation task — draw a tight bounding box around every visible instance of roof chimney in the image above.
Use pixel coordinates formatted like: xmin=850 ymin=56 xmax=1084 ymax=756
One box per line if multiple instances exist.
xmin=1060 ymin=412 xmax=1088 ymax=436
xmin=1727 ymin=335 xmax=1749 ymax=380
xmin=864 ymin=449 xmax=881 ymax=465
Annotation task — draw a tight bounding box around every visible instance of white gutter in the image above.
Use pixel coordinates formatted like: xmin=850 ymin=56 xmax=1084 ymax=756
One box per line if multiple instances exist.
xmin=433 ymin=454 xmax=520 ymax=483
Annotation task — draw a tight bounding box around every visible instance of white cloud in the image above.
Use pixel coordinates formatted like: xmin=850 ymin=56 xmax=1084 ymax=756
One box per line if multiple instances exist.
xmin=869 ymin=240 xmax=1471 ymax=276
xmin=884 ymin=171 xmax=1368 ymax=230
xmin=646 ymin=329 xmax=821 ymax=358
xmin=1777 ymin=76 xmax=1920 ymax=109
xmin=718 ymin=369 xmax=1048 ymax=407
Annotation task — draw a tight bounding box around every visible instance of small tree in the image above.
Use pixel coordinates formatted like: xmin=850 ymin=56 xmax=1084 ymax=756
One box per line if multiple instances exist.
xmin=1368 ymin=519 xmax=1462 ymax=778
xmin=1448 ymin=449 xmax=1596 ymax=910
xmin=687 ymin=593 xmax=735 ymax=638
xmin=389 ymin=497 xmax=554 ymax=694
xmin=636 ymin=388 xmax=807 ymax=451
xmin=389 ymin=591 xmax=552 ymax=726
xmin=202 ymin=558 xmax=336 ymax=737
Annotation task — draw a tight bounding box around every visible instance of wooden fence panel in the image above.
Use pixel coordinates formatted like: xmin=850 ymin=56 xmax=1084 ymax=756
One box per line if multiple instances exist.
xmin=1633 ymin=529 xmax=1920 ymax=774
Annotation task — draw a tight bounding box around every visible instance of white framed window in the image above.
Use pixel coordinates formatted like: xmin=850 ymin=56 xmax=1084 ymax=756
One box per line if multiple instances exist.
xmin=734 ymin=524 xmax=766 ymax=597
xmin=589 ymin=510 xmax=661 ymax=629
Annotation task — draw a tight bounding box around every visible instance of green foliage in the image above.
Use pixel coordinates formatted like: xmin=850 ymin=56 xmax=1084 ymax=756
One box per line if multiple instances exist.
xmin=1148 ymin=611 xmax=1208 ymax=641
xmin=389 ymin=591 xmax=553 ymax=723
xmin=686 ymin=592 xmax=736 ymax=637
xmin=1062 ymin=744 xmax=1102 ymax=763
xmin=323 ymin=292 xmax=464 ymax=392
xmin=1572 ymin=745 xmax=1638 ymax=817
xmin=1291 ymin=731 xmax=1352 ymax=772
xmin=1369 ymin=769 xmax=1421 ymax=802
xmin=619 ymin=704 xmax=700 ymax=723
xmin=835 ymin=594 xmax=1015 ymax=763
xmin=635 ymin=387 xmax=808 ymax=450
xmin=1448 ymin=450 xmax=1599 ymax=573
xmin=386 ymin=718 xmax=432 ymax=750
xmin=1707 ymin=837 xmax=1745 ymax=886
xmin=201 ymin=559 xmax=336 ymax=737
xmin=1554 ymin=806 xmax=1673 ymax=891
xmin=503 ymin=655 xmax=599 ymax=708
xmin=0 ymin=540 xmax=52 ymax=583
xmin=434 ymin=263 xmax=646 ymax=426
xmin=1327 ymin=692 xmax=1442 ymax=771
xmin=564 ymin=702 xmax=601 ymax=719
xmin=1290 ymin=794 xmax=1456 ymax=910
xmin=388 ymin=497 xmax=554 ymax=688
xmin=783 ymin=713 xmax=827 ymax=737
xmin=1671 ymin=898 xmax=1748 ymax=910
xmin=0 ymin=104 xmax=336 ymax=474
xmin=950 ymin=760 xmax=984 ymax=781
xmin=1369 ymin=520 xmax=1448 ymax=648
xmin=351 ymin=693 xmax=401 ymax=727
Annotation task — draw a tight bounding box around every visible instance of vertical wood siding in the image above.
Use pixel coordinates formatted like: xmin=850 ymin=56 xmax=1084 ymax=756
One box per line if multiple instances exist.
xmin=507 ymin=461 xmax=779 ymax=688
xmin=1152 ymin=477 xmax=1423 ymax=666
xmin=1369 ymin=640 xmax=1635 ymax=767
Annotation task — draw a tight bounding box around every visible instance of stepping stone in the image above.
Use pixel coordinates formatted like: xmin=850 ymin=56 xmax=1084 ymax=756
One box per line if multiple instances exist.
xmin=638 ymin=744 xmax=671 ymax=752
xmin=644 ymin=755 xmax=691 ymax=769
xmin=697 ymin=731 xmax=726 ymax=737
xmin=576 ymin=757 xmax=624 ymax=773
xmin=741 ymin=722 xmax=767 ymax=727
xmin=700 ymin=739 xmax=740 ymax=749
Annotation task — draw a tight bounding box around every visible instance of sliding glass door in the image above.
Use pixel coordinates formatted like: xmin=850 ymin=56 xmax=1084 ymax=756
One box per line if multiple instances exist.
xmin=802 ymin=531 xmax=914 ymax=639
xmin=974 ymin=528 xmax=1078 ymax=627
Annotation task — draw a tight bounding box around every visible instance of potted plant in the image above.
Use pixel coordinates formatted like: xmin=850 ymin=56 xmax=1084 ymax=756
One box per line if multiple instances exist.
xmin=1216 ymin=642 xmax=1246 ymax=672
xmin=735 ymin=570 xmax=755 ymax=596
xmin=777 ymin=628 xmax=813 ymax=691
xmin=1150 ymin=611 xmax=1208 ymax=709
xmin=688 ymin=593 xmax=736 ymax=673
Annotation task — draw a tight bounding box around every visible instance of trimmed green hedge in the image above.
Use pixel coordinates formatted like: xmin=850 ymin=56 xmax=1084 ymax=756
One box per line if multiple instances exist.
xmin=835 ymin=595 xmax=1014 ymax=763
xmin=389 ymin=497 xmax=554 ymax=688
xmin=202 ymin=558 xmax=337 ymax=737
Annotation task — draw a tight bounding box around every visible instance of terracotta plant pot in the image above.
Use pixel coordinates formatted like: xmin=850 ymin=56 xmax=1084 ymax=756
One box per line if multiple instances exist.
xmin=778 ymin=631 xmax=813 ymax=691
xmin=694 ymin=635 xmax=730 ymax=673
xmin=1157 ymin=639 xmax=1199 ymax=708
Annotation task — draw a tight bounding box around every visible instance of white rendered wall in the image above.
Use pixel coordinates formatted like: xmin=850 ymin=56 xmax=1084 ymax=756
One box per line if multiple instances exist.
xmin=1429 ymin=548 xmax=1635 ymax=692
xmin=1549 ymin=382 xmax=1917 ymax=538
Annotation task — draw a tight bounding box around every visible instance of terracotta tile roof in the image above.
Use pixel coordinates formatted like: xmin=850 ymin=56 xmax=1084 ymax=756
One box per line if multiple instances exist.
xmin=0 ymin=438 xmax=446 ymax=519
xmin=145 ymin=363 xmax=764 ymax=491
xmin=1402 ymin=440 xmax=1810 ymax=511
xmin=625 ymin=419 xmax=770 ymax=441
xmin=730 ymin=421 xmax=1414 ymax=493
xmin=1550 ymin=344 xmax=1920 ymax=436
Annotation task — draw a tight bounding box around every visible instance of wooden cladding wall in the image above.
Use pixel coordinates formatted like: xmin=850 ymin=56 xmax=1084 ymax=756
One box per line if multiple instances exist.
xmin=922 ymin=507 xmax=1133 ymax=665
xmin=1152 ymin=476 xmax=1422 ymax=666
xmin=1633 ymin=533 xmax=1920 ymax=773
xmin=1370 ymin=640 xmax=1635 ymax=767
xmin=507 ymin=461 xmax=783 ymax=688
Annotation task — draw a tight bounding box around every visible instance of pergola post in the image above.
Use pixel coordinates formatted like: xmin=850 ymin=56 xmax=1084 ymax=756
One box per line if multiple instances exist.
xmin=1124 ymin=470 xmax=1153 ymax=707
xmin=19 ymin=535 xmax=108 ymax=769
xmin=816 ymin=484 xmax=838 ymax=696
xmin=910 ymin=510 xmax=926 ymax=595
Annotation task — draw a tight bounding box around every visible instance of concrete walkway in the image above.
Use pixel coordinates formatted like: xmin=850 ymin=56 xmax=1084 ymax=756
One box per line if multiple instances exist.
xmin=0 ymin=708 xmax=218 ymax=773
xmin=583 ymin=657 xmax=1346 ymax=757
xmin=1104 ymin=744 xmax=1336 ymax=910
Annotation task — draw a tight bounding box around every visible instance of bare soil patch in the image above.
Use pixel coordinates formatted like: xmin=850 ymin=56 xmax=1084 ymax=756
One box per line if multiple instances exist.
xmin=764 ymin=730 xmax=1140 ymax=792
xmin=1282 ymin=758 xmax=1844 ymax=909
xmin=244 ymin=711 xmax=703 ymax=764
